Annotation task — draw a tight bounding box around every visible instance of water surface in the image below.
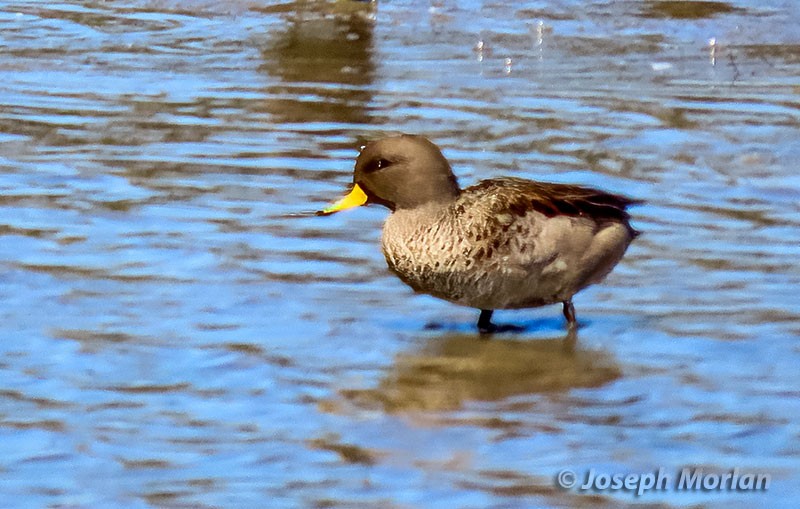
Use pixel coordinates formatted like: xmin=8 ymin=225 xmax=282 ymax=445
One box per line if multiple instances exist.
xmin=1 ymin=0 xmax=799 ymax=507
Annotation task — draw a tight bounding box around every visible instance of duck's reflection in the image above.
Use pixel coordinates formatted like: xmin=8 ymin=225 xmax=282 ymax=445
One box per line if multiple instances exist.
xmin=342 ymin=331 xmax=621 ymax=412
xmin=257 ymin=0 xmax=376 ymax=127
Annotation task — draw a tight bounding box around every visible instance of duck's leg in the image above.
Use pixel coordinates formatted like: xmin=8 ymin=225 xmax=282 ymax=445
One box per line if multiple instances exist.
xmin=477 ymin=309 xmax=525 ymax=334
xmin=562 ymin=300 xmax=576 ymax=328
xmin=477 ymin=309 xmax=496 ymax=334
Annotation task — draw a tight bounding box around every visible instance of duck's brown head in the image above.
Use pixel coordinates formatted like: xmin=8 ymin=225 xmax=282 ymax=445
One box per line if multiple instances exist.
xmin=321 ymin=135 xmax=460 ymax=214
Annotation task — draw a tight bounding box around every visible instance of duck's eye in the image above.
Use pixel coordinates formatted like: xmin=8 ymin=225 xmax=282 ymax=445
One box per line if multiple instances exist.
xmin=366 ymin=158 xmax=391 ymax=173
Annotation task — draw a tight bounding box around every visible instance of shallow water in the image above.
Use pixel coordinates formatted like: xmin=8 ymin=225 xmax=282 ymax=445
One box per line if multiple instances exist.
xmin=1 ymin=0 xmax=799 ymax=507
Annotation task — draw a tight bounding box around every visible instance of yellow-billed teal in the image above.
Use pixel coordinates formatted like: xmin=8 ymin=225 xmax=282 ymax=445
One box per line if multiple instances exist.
xmin=321 ymin=135 xmax=640 ymax=333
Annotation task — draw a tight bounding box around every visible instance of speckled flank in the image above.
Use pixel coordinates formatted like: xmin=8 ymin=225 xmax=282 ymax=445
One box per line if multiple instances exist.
xmin=381 ymin=178 xmax=636 ymax=310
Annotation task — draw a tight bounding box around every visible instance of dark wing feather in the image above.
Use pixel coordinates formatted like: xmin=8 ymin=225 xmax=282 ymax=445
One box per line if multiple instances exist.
xmin=464 ymin=177 xmax=641 ymax=233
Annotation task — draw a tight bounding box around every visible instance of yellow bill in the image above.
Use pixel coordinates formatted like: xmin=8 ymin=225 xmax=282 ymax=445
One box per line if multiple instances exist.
xmin=319 ymin=183 xmax=368 ymax=215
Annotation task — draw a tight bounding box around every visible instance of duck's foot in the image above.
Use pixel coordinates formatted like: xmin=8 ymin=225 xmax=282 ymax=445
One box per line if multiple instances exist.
xmin=562 ymin=300 xmax=577 ymax=330
xmin=476 ymin=310 xmax=525 ymax=335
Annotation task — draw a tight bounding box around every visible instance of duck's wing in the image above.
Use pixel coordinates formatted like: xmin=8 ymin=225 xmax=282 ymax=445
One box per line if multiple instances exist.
xmin=456 ymin=177 xmax=640 ymax=271
xmin=463 ymin=177 xmax=641 ymax=228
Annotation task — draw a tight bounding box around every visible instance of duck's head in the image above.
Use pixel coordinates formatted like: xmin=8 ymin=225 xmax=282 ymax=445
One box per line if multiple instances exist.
xmin=320 ymin=135 xmax=460 ymax=214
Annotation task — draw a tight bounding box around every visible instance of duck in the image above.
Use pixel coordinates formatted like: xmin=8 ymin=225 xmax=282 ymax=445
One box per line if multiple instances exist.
xmin=319 ymin=134 xmax=639 ymax=333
